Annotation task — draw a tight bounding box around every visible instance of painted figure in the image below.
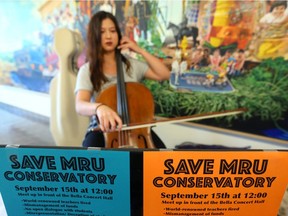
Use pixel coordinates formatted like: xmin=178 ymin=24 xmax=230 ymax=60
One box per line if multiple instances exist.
xmin=210 ymin=48 xmax=222 ymax=72
xmin=220 ymin=49 xmax=236 ymax=74
xmin=134 ymin=0 xmax=151 ymax=40
xmin=233 ymin=49 xmax=246 ymax=76
xmin=198 ymin=48 xmax=211 ymax=67
xmin=260 ymin=1 xmax=288 ymax=25
xmin=172 ymin=60 xmax=180 ymax=85
xmin=190 ymin=47 xmax=202 ymax=70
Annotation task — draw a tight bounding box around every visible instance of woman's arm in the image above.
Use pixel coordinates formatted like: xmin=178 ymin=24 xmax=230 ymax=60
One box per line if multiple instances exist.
xmin=75 ymin=90 xmax=98 ymax=116
xmin=118 ymin=36 xmax=170 ymax=81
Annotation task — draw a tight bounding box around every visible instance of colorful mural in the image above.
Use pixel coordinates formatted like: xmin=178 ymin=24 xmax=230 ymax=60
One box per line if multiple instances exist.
xmin=0 ymin=0 xmax=287 ymax=141
xmin=0 ymin=0 xmax=74 ymax=92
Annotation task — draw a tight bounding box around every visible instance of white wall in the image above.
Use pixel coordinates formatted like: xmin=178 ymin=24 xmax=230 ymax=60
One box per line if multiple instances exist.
xmin=0 ymin=85 xmax=50 ymax=117
xmin=153 ymin=122 xmax=288 ymax=150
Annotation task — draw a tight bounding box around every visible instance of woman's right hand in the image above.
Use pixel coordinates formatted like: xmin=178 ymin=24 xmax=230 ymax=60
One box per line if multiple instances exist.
xmin=95 ymin=104 xmax=123 ymax=133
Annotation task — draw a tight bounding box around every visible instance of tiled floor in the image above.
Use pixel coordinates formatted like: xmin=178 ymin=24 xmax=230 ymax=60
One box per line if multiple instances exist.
xmin=0 ymin=106 xmax=55 ymax=147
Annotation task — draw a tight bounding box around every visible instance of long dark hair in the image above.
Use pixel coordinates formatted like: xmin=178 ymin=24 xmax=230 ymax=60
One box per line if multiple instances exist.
xmin=86 ymin=11 xmax=130 ymax=92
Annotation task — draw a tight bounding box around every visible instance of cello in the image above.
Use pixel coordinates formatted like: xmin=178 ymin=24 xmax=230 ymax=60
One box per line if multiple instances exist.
xmin=96 ymin=50 xmax=156 ymax=148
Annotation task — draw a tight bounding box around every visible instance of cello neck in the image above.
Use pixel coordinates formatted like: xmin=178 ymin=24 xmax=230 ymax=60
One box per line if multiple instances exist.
xmin=116 ymin=50 xmax=129 ymax=124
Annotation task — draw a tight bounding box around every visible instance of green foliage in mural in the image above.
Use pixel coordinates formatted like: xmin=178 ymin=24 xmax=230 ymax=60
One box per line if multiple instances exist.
xmin=143 ymin=57 xmax=288 ymax=126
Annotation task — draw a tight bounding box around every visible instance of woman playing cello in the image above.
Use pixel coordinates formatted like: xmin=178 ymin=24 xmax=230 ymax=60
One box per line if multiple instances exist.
xmin=75 ymin=11 xmax=170 ymax=148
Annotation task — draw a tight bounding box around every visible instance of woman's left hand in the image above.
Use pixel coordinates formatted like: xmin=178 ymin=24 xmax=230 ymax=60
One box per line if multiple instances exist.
xmin=118 ymin=36 xmax=142 ymax=54
xmin=118 ymin=36 xmax=170 ymax=81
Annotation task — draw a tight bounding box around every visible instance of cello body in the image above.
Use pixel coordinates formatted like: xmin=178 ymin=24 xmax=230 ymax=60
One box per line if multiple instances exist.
xmin=96 ymin=82 xmax=156 ymax=148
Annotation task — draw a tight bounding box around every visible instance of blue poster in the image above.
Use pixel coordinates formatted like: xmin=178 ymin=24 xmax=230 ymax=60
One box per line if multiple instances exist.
xmin=0 ymin=146 xmax=131 ymax=216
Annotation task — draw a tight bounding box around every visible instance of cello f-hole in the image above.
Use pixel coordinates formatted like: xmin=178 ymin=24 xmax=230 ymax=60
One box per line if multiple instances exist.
xmin=111 ymin=138 xmax=118 ymax=148
xmin=138 ymin=135 xmax=148 ymax=148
